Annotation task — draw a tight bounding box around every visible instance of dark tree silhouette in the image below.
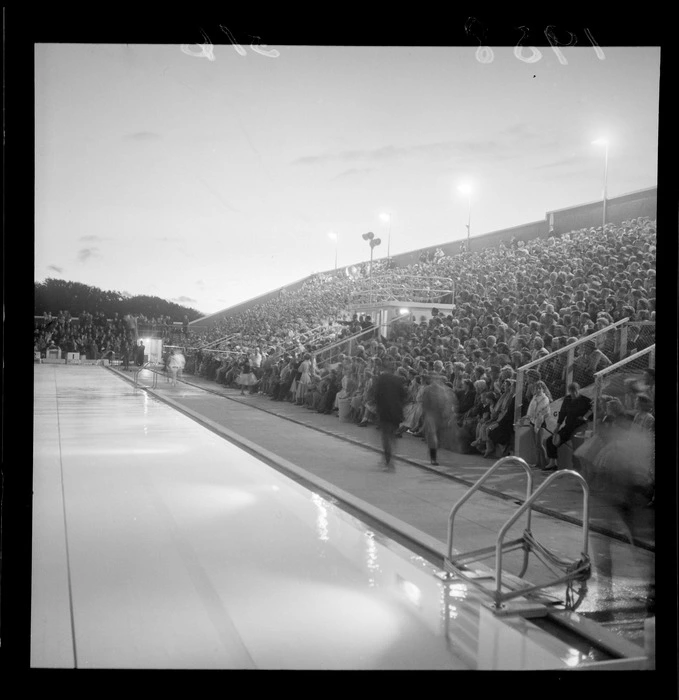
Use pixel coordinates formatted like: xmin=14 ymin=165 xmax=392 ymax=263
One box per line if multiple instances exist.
xmin=34 ymin=278 xmax=203 ymax=320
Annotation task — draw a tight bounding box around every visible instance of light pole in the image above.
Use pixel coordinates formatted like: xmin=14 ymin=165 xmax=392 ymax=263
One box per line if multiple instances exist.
xmin=328 ymin=232 xmax=338 ymax=271
xmin=457 ymin=183 xmax=473 ymax=250
xmin=380 ymin=212 xmax=392 ymax=262
xmin=592 ymin=139 xmax=609 ymax=230
xmin=362 ymin=231 xmax=381 ymax=304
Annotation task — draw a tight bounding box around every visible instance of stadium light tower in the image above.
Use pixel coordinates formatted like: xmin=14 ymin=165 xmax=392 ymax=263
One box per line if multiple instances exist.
xmin=457 ymin=183 xmax=473 ymax=250
xmin=379 ymin=212 xmax=392 ymax=261
xmin=592 ymin=138 xmax=609 ymax=230
xmin=362 ymin=231 xmax=381 ymax=304
xmin=328 ymin=231 xmax=338 ymax=271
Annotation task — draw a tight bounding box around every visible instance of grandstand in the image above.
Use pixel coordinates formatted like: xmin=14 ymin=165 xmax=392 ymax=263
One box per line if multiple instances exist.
xmin=34 ymin=186 xmax=656 ymax=470
xmin=147 ymin=189 xmax=653 ymax=480
xmin=32 ymin=186 xmax=658 ymax=668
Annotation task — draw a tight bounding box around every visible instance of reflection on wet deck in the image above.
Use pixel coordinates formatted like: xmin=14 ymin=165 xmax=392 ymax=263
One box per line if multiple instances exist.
xmin=32 ymin=365 xmax=649 ymax=670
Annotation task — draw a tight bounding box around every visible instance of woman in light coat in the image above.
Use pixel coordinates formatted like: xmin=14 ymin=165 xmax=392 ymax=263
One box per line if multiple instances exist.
xmin=526 ymin=380 xmax=551 ymax=468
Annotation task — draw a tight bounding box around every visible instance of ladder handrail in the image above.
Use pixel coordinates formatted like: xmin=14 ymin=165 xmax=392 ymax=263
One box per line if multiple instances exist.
xmin=447 ymin=456 xmax=534 ymax=561
xmin=134 ymin=361 xmax=165 ymax=388
xmin=493 ymin=468 xmax=590 ymax=605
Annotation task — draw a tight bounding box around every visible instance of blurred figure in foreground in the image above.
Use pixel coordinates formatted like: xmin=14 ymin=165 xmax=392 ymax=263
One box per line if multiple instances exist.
xmin=168 ymin=348 xmax=186 ymax=387
xmin=373 ymin=360 xmax=408 ymax=470
xmin=577 ymin=397 xmax=655 ymax=615
xmin=421 ymin=368 xmax=453 ymax=466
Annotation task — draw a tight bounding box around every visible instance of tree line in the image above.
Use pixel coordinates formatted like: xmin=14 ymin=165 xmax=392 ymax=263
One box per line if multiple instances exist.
xmin=34 ymin=278 xmax=204 ymax=321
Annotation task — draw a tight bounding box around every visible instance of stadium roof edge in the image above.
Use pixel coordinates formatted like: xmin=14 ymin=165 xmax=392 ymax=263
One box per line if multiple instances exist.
xmin=545 ymin=185 xmax=657 ymax=215
xmin=191 ymin=272 xmax=317 ymax=325
xmin=192 ymin=184 xmax=657 ymax=324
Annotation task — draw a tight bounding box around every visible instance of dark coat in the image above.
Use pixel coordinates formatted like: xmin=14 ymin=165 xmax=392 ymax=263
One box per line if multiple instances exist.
xmin=374 ymin=372 xmax=408 ymax=426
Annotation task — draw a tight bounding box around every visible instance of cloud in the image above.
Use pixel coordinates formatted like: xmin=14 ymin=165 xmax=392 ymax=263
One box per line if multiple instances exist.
xmin=294 ymin=132 xmax=537 ymax=168
xmin=535 ymin=155 xmax=584 ymax=170
xmin=47 ymin=265 xmax=63 ymax=274
xmin=293 ymin=145 xmax=405 ymax=166
xmin=79 ymin=235 xmax=102 ymax=241
xmin=330 ymin=167 xmax=375 ymax=181
xmin=124 ymin=131 xmax=161 ymax=141
xmin=172 ymin=296 xmax=197 ymax=305
xmin=77 ymin=247 xmax=99 ymax=263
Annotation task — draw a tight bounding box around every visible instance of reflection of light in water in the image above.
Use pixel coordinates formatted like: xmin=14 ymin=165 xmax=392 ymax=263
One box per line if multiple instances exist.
xmin=365 ymin=531 xmax=381 ymax=587
xmin=183 ymin=484 xmax=258 ymax=513
xmin=448 ymin=582 xmax=468 ymax=599
xmin=448 ymin=604 xmax=458 ymax=620
xmin=311 ymin=493 xmax=329 ymax=542
xmin=398 ymin=578 xmax=422 ymax=608
xmin=66 ymin=446 xmax=191 ymax=455
xmin=143 ymin=392 xmax=149 ymax=415
xmin=564 ymin=648 xmax=582 ymax=667
xmin=248 ymin=581 xmax=403 ymax=668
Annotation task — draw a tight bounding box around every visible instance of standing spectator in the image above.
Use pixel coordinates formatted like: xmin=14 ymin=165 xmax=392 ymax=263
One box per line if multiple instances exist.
xmin=421 ymin=371 xmax=453 ymax=466
xmin=168 ymin=348 xmax=186 ymax=387
xmin=237 ymin=355 xmax=258 ymax=396
xmin=525 ymin=380 xmax=552 ymax=469
xmin=136 ymin=341 xmax=146 ymax=367
xmin=317 ymin=368 xmax=341 ymax=414
xmin=296 ymin=353 xmax=313 ymax=405
xmin=373 ymin=360 xmax=408 ymax=471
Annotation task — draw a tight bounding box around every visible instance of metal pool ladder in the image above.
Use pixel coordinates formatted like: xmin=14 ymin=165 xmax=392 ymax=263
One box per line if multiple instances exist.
xmin=444 ymin=456 xmax=591 ymax=617
xmin=133 ymin=362 xmax=165 ymax=389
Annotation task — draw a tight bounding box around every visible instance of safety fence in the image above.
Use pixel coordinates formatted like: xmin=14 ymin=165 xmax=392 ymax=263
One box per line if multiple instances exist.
xmin=348 ymin=273 xmax=454 ymax=306
xmin=513 ymin=318 xmax=632 ymax=453
xmin=311 ymin=326 xmax=380 ymax=368
xmin=591 ymin=344 xmax=655 ymax=434
xmin=618 ymin=321 xmax=655 ymax=359
xmin=310 ymin=310 xmax=413 ymax=367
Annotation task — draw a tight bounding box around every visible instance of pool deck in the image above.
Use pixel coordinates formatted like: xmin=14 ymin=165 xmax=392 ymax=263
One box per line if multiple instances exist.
xmin=119 ymin=365 xmax=655 ymax=645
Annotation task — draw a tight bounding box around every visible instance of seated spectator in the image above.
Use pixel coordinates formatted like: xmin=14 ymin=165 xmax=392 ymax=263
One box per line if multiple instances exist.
xmin=484 ymin=378 xmax=517 ymax=458
xmin=543 ymin=382 xmax=592 ymax=471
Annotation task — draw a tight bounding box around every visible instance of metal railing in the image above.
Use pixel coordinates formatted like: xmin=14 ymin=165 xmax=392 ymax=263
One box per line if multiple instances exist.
xmin=618 ymin=321 xmax=655 ymax=359
xmin=591 ymin=344 xmax=655 ymax=432
xmin=446 ymin=457 xmax=535 ymax=580
xmin=513 ymin=318 xmax=631 ymax=454
xmin=348 ymin=272 xmax=454 ymax=306
xmin=198 ymin=332 xmax=241 ymax=350
xmin=133 ymin=361 xmax=167 ymax=389
xmin=311 ymin=326 xmax=379 ymax=367
xmin=445 ymin=456 xmax=591 ymax=615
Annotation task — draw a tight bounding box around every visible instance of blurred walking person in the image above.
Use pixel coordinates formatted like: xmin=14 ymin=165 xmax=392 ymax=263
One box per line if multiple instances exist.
xmin=168 ymin=348 xmax=186 ymax=387
xmin=373 ymin=360 xmax=408 ymax=471
xmin=421 ymin=369 xmax=453 ymax=465
xmin=237 ymin=354 xmax=258 ymax=396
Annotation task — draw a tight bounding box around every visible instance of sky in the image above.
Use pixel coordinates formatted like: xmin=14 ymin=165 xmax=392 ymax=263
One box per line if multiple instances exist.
xmin=34 ymin=43 xmax=660 ymax=317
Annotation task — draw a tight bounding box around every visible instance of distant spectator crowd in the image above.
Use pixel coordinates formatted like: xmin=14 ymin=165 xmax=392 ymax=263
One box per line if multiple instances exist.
xmin=32 ymin=310 xmax=167 ymax=363
xmin=34 ymin=217 xmax=656 ymax=494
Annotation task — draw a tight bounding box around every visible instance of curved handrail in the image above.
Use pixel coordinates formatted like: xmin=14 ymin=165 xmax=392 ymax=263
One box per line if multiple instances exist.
xmin=447 ymin=456 xmax=533 ymax=561
xmin=493 ymin=468 xmax=590 ymax=605
xmin=134 ymin=361 xmax=165 ymax=389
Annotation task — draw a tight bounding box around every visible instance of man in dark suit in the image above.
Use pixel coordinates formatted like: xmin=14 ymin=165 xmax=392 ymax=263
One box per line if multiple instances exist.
xmin=542 ymin=382 xmax=592 ymax=471
xmin=373 ymin=360 xmax=408 ymax=470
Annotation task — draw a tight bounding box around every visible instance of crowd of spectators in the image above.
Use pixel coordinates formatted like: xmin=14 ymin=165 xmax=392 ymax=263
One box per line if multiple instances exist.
xmin=33 ymin=310 xmax=158 ymax=363
xmin=182 ymin=217 xmax=655 ymax=464
xmin=34 ymin=310 xmax=185 ymax=362
xmin=34 ymin=217 xmax=656 ymax=472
